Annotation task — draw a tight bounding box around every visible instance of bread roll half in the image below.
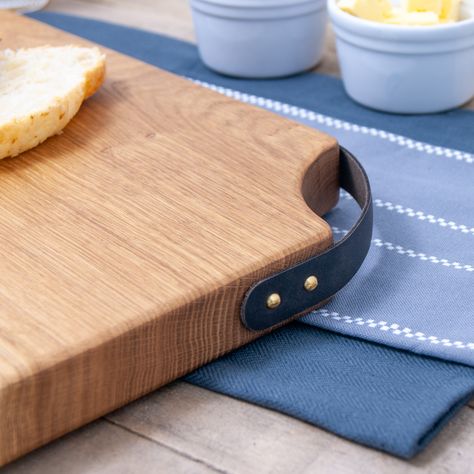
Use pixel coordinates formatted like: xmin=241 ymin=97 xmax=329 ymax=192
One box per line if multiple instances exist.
xmin=0 ymin=46 xmax=106 ymax=160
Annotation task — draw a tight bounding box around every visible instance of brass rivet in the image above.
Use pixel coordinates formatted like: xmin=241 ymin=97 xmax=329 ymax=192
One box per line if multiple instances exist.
xmin=266 ymin=293 xmax=281 ymax=309
xmin=304 ymin=275 xmax=318 ymax=292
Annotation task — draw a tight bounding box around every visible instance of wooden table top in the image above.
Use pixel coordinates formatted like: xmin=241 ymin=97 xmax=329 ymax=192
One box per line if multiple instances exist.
xmin=3 ymin=1 xmax=474 ymax=473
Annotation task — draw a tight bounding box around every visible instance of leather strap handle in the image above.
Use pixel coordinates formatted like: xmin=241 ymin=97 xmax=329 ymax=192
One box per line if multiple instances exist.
xmin=241 ymin=147 xmax=373 ymax=331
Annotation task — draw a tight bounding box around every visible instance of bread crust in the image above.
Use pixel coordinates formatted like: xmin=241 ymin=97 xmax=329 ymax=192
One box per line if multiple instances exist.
xmin=0 ymin=47 xmax=106 ymax=160
xmin=84 ymin=56 xmax=106 ymax=99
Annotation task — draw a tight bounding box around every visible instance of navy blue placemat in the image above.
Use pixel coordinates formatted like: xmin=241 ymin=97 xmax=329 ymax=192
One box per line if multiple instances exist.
xmin=188 ymin=325 xmax=474 ymax=458
xmin=28 ymin=11 xmax=474 ymax=458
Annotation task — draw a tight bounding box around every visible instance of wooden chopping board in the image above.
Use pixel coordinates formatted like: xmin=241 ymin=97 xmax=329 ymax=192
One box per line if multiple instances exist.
xmin=0 ymin=12 xmax=339 ymax=465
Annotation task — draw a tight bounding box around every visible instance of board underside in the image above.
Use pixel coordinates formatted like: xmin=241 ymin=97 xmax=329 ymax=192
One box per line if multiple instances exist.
xmin=0 ymin=12 xmax=339 ymax=465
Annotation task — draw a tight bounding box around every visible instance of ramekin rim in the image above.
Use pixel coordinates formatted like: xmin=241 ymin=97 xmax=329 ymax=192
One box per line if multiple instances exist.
xmin=192 ymin=0 xmax=325 ymax=8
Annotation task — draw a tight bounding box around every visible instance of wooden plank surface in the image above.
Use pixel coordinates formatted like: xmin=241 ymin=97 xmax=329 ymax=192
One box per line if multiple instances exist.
xmin=5 ymin=383 xmax=474 ymax=474
xmin=2 ymin=1 xmax=473 ymax=472
xmin=2 ymin=415 xmax=216 ymax=474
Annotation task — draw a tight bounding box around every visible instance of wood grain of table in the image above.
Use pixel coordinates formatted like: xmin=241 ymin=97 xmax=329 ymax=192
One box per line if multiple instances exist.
xmin=2 ymin=1 xmax=473 ymax=472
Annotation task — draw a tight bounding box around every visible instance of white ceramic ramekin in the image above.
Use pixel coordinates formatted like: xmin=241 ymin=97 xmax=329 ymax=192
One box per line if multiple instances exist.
xmin=190 ymin=0 xmax=327 ymax=78
xmin=328 ymin=0 xmax=474 ymax=113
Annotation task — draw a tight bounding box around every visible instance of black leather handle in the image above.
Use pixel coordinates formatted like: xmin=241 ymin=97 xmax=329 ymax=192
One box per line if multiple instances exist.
xmin=241 ymin=147 xmax=373 ymax=331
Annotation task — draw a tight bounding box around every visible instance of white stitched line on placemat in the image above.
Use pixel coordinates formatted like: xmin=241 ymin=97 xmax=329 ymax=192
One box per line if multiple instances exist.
xmin=340 ymin=191 xmax=474 ymax=236
xmin=313 ymin=309 xmax=474 ymax=350
xmin=189 ymin=79 xmax=474 ymax=165
xmin=331 ymin=227 xmax=349 ymax=236
xmin=331 ymin=226 xmax=474 ymax=272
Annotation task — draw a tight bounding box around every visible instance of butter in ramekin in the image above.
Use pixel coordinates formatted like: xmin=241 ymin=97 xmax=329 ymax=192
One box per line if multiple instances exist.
xmin=338 ymin=0 xmax=462 ymax=25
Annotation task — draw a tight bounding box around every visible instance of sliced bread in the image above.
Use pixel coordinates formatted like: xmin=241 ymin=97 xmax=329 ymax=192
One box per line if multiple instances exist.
xmin=0 ymin=45 xmax=106 ymax=160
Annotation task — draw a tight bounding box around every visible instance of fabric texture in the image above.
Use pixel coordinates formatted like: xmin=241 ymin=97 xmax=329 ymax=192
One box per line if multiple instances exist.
xmin=188 ymin=325 xmax=474 ymax=458
xmin=29 ymin=12 xmax=474 ymax=458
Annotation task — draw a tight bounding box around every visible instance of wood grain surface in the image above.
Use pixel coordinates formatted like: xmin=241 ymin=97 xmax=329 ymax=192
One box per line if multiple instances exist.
xmin=0 ymin=11 xmax=340 ymax=466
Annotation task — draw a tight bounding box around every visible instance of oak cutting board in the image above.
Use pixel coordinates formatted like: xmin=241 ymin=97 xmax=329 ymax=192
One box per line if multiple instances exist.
xmin=0 ymin=12 xmax=339 ymax=465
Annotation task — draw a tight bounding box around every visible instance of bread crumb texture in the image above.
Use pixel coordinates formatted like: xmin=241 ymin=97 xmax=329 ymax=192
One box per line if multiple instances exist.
xmin=0 ymin=46 xmax=106 ymax=159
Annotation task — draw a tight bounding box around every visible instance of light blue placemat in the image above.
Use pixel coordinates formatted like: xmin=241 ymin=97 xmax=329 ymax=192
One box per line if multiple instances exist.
xmin=185 ymin=79 xmax=474 ymax=367
xmin=28 ymin=12 xmax=474 ymax=458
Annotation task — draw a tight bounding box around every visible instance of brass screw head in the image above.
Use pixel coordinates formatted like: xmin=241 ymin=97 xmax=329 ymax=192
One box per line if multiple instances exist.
xmin=266 ymin=293 xmax=281 ymax=309
xmin=304 ymin=275 xmax=318 ymax=292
